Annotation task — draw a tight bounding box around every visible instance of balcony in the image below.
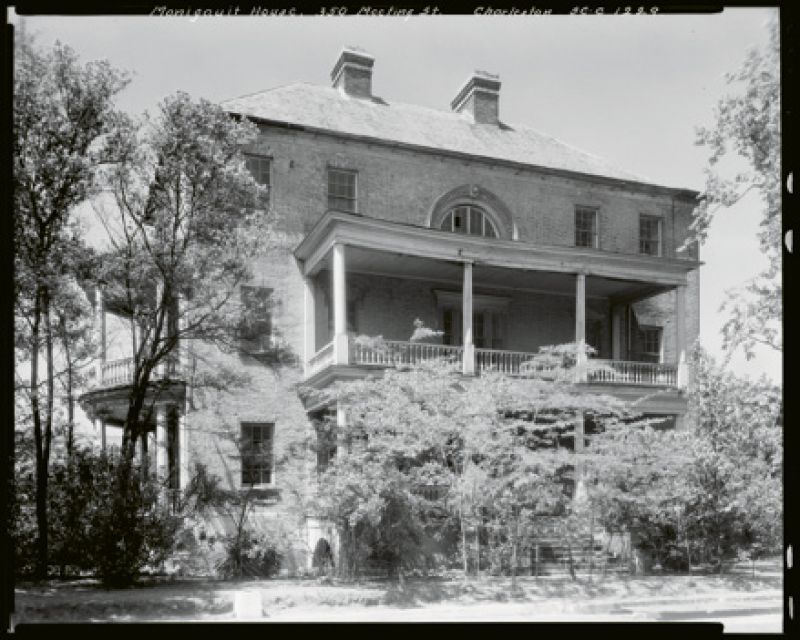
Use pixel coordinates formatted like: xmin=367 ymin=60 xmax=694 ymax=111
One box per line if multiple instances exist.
xmin=296 ymin=211 xmax=696 ymax=403
xmin=307 ymin=337 xmax=680 ymax=388
xmin=94 ymin=356 xmax=185 ymax=389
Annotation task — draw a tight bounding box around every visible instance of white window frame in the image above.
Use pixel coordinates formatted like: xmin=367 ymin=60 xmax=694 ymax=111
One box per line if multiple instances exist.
xmin=575 ymin=206 xmax=599 ymax=248
xmin=240 ymin=421 xmax=275 ymax=488
xmin=439 ymin=205 xmax=499 ymax=238
xmin=327 ymin=168 xmax=358 ymax=213
xmin=638 ymin=326 xmax=663 ymax=363
xmin=639 ymin=215 xmax=663 ymax=257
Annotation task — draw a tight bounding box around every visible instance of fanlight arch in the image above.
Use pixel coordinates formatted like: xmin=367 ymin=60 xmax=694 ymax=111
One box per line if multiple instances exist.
xmin=428 ymin=185 xmax=514 ymax=240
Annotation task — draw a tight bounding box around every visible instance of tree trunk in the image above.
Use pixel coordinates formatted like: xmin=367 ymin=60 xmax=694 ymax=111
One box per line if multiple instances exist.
xmin=511 ymin=534 xmax=518 ymax=589
xmin=61 ymin=315 xmax=75 ymax=458
xmin=30 ymin=286 xmax=48 ymax=579
xmin=475 ymin=520 xmax=480 ymax=575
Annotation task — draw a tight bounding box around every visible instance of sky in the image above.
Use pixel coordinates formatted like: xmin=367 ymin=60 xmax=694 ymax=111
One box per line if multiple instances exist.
xmin=11 ymin=7 xmax=782 ymax=383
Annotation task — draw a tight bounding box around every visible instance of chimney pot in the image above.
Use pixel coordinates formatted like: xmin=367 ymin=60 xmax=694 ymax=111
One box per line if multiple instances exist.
xmin=331 ymin=47 xmax=374 ymax=99
xmin=451 ymin=70 xmax=501 ymax=125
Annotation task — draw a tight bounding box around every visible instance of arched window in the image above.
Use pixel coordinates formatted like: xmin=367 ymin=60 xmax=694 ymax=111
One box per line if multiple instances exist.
xmin=439 ymin=205 xmax=498 ymax=238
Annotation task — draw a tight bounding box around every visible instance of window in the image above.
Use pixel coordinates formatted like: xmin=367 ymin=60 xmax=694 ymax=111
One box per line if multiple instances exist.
xmin=240 ymin=422 xmax=273 ymax=486
xmin=639 ymin=215 xmax=662 ymax=256
xmin=439 ymin=205 xmax=498 ymax=238
xmin=327 ymin=168 xmax=357 ymax=212
xmin=575 ymin=207 xmax=598 ymax=248
xmin=245 ymin=154 xmax=271 ymax=189
xmin=239 ymin=286 xmax=273 ymax=353
xmin=442 ymin=309 xmax=504 ymax=348
xmin=637 ymin=326 xmax=662 ymax=363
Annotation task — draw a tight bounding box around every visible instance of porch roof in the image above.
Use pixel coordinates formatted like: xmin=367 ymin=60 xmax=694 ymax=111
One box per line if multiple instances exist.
xmin=294 ymin=211 xmax=701 ymax=290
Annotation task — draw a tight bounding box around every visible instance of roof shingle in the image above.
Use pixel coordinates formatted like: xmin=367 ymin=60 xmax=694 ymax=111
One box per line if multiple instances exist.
xmin=222 ymin=83 xmax=670 ymax=189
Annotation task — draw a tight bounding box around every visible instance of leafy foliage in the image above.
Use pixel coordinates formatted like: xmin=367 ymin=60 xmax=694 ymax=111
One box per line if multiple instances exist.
xmin=13 ymin=35 xmax=129 ymax=577
xmin=304 ymin=340 xmax=653 ymax=580
xmin=689 ymin=17 xmax=781 ymax=358
xmin=11 ymin=448 xmax=181 ymax=585
xmin=586 ymin=347 xmax=781 ymax=572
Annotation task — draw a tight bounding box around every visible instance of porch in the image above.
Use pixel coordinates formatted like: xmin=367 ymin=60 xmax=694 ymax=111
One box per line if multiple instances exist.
xmin=295 ymin=211 xmax=698 ymax=391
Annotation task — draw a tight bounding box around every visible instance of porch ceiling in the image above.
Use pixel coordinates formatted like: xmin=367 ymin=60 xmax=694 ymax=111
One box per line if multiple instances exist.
xmin=316 ymin=246 xmax=671 ymax=301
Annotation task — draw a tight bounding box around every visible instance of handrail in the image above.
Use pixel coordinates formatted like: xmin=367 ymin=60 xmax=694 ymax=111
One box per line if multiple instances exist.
xmin=475 ymin=348 xmax=539 ymax=375
xmin=306 ymin=338 xmax=679 ymax=388
xmin=587 ymin=359 xmax=677 ymax=387
xmin=308 ymin=341 xmax=335 ymax=375
xmin=98 ymin=357 xmax=182 ymax=388
xmin=350 ymin=339 xmax=462 ymax=366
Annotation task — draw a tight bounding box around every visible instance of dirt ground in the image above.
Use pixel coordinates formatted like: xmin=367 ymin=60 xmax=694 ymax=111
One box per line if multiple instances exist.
xmin=13 ymin=558 xmax=783 ymax=628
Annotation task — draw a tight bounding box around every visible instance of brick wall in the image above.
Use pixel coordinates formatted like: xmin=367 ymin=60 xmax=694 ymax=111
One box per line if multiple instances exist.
xmin=247 ymin=124 xmax=698 ymax=261
xmin=188 ymin=119 xmax=700 ymax=507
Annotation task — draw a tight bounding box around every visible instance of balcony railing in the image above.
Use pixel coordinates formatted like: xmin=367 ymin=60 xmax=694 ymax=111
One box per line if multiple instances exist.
xmin=476 ymin=348 xmax=539 ymax=375
xmin=587 ymin=359 xmax=677 ymax=387
xmin=307 ymin=337 xmax=681 ymax=389
xmin=97 ymin=357 xmax=182 ymax=388
xmin=350 ymin=339 xmax=462 ymax=367
xmin=308 ymin=341 xmax=335 ymax=376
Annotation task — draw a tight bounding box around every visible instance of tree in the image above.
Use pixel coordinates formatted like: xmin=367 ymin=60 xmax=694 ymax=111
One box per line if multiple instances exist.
xmin=92 ymin=92 xmax=273 ymax=582
xmin=685 ymin=347 xmax=782 ymax=569
xmin=587 ymin=347 xmax=782 ymax=574
xmin=689 ymin=17 xmax=781 ymax=358
xmin=303 ymin=337 xmax=654 ymax=581
xmin=13 ymin=36 xmax=129 ymax=577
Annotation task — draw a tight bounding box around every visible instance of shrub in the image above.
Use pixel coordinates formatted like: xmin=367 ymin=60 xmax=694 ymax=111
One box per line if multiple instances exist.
xmin=216 ymin=530 xmax=283 ymax=579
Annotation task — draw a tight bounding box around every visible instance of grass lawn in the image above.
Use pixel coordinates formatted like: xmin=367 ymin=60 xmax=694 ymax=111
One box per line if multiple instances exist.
xmin=13 ymin=558 xmax=783 ymax=624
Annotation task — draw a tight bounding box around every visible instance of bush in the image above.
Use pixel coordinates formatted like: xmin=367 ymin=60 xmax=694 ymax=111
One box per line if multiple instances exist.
xmin=216 ymin=530 xmax=283 ymax=579
xmin=13 ymin=448 xmax=181 ymax=586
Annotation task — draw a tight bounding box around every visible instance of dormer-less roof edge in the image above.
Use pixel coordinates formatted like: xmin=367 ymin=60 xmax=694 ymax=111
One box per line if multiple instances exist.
xmin=229 ymin=109 xmax=700 ymax=201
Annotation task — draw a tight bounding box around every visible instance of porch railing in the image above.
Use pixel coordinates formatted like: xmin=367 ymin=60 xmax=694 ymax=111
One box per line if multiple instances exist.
xmin=307 ymin=338 xmax=680 ymax=388
xmin=475 ymin=348 xmax=539 ymax=375
xmin=587 ymin=359 xmax=677 ymax=387
xmin=307 ymin=341 xmax=335 ymax=376
xmin=350 ymin=339 xmax=462 ymax=366
xmin=98 ymin=357 xmax=181 ymax=388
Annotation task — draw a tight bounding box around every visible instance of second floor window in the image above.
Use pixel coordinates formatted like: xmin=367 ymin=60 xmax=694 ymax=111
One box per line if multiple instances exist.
xmin=241 ymin=422 xmax=274 ymax=486
xmin=637 ymin=326 xmax=662 ymax=363
xmin=245 ymin=154 xmax=271 ymax=189
xmin=639 ymin=215 xmax=662 ymax=256
xmin=328 ymin=168 xmax=357 ymax=212
xmin=439 ymin=205 xmax=498 ymax=238
xmin=239 ymin=285 xmax=273 ymax=354
xmin=442 ymin=309 xmax=504 ymax=349
xmin=575 ymin=207 xmax=598 ymax=248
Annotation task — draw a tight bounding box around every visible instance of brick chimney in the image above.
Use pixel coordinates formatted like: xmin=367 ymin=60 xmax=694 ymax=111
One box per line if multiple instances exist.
xmin=331 ymin=47 xmax=374 ymax=99
xmin=451 ymin=71 xmax=501 ymax=125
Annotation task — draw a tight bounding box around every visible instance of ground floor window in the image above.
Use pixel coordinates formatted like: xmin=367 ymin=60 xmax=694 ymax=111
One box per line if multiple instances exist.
xmin=241 ymin=422 xmax=274 ymax=486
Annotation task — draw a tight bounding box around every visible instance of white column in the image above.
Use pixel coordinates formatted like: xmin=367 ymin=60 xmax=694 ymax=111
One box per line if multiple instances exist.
xmin=575 ymin=273 xmax=587 ymax=380
xmin=94 ymin=286 xmax=105 ymax=384
xmin=611 ymin=304 xmax=623 ymax=361
xmin=155 ymin=405 xmax=167 ymax=482
xmin=94 ymin=417 xmax=106 ymax=452
xmin=462 ymin=261 xmax=475 ymax=375
xmin=303 ymin=277 xmax=316 ymax=374
xmin=147 ymin=427 xmax=156 ymax=478
xmin=178 ymin=404 xmax=189 ymax=490
xmin=675 ymin=284 xmax=688 ymax=388
xmin=332 ymin=244 xmax=349 ymax=365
